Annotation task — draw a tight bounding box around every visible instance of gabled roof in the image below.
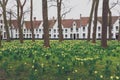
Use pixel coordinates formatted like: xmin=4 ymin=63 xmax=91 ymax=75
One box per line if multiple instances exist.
xmin=80 ymin=17 xmax=89 ymax=26
xmin=98 ymin=16 xmax=119 ymax=25
xmin=62 ymin=19 xmax=73 ymax=28
xmin=11 ymin=20 xmax=18 ymax=29
xmin=48 ymin=20 xmax=56 ymax=28
xmin=10 ymin=16 xmax=119 ymax=29
xmin=25 ymin=20 xmax=41 ymax=29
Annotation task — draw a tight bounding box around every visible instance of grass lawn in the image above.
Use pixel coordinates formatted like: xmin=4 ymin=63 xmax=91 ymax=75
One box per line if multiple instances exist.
xmin=0 ymin=40 xmax=120 ymax=80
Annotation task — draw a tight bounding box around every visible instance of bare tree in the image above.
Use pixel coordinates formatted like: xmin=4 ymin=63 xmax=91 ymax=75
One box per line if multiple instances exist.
xmin=0 ymin=0 xmax=11 ymax=42
xmin=108 ymin=4 xmax=112 ymax=40
xmin=92 ymin=0 xmax=99 ymax=43
xmin=0 ymin=30 xmax=2 ymax=47
xmin=87 ymin=0 xmax=96 ymax=41
xmin=101 ymin=0 xmax=109 ymax=48
xmin=42 ymin=0 xmax=50 ymax=47
xmin=16 ymin=0 xmax=27 ymax=43
xmin=30 ymin=0 xmax=35 ymax=42
xmin=57 ymin=0 xmax=63 ymax=42
xmin=118 ymin=18 xmax=120 ymax=41
xmin=49 ymin=0 xmax=71 ymax=42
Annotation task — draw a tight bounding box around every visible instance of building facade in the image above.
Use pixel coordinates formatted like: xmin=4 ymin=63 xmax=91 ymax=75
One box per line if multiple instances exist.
xmin=0 ymin=15 xmax=119 ymax=40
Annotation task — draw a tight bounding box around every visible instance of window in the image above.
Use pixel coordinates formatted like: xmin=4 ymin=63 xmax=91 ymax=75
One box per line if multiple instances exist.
xmin=76 ymin=28 xmax=78 ymax=32
xmin=30 ymin=34 xmax=32 ymax=38
xmin=16 ymin=29 xmax=17 ymax=33
xmin=65 ymin=35 xmax=67 ymax=38
xmin=27 ymin=34 xmax=28 ymax=38
xmin=24 ymin=29 xmax=26 ymax=33
xmin=98 ymin=26 xmax=101 ymax=31
xmin=77 ymin=34 xmax=79 ymax=38
xmin=49 ymin=29 xmax=51 ymax=33
xmin=65 ymin=29 xmax=67 ymax=33
xmin=39 ymin=29 xmax=41 ymax=33
xmin=49 ymin=34 xmax=51 ymax=38
xmin=83 ymin=33 xmax=85 ymax=38
xmin=54 ymin=29 xmax=56 ymax=33
xmin=73 ymin=23 xmax=76 ymax=26
xmin=1 ymin=25 xmax=2 ymax=29
xmin=70 ymin=34 xmax=72 ymax=38
xmin=37 ymin=34 xmax=39 ymax=38
xmin=36 ymin=29 xmax=38 ymax=33
xmin=98 ymin=33 xmax=101 ymax=38
xmin=0 ymin=20 xmax=3 ymax=23
xmin=54 ymin=35 xmax=56 ymax=38
xmin=16 ymin=34 xmax=17 ymax=38
xmin=71 ymin=28 xmax=73 ymax=32
xmin=83 ymin=27 xmax=85 ymax=32
xmin=116 ymin=26 xmax=119 ymax=31
xmin=23 ymin=34 xmax=25 ymax=37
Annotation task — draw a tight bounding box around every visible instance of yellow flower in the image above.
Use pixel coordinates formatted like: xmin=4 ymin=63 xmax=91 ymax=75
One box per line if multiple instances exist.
xmin=75 ymin=70 xmax=78 ymax=72
xmin=67 ymin=78 xmax=70 ymax=80
xmin=116 ymin=76 xmax=119 ymax=79
xmin=100 ymin=75 xmax=103 ymax=78
xmin=94 ymin=71 xmax=98 ymax=74
xmin=110 ymin=76 xmax=113 ymax=79
xmin=32 ymin=65 xmax=34 ymax=68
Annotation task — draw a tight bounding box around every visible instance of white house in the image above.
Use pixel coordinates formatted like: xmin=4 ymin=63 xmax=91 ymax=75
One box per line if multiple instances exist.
xmin=0 ymin=14 xmax=119 ymax=40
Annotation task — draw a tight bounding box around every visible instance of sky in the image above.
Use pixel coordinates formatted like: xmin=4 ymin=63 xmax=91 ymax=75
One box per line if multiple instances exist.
xmin=2 ymin=0 xmax=120 ymax=20
xmin=32 ymin=0 xmax=120 ymax=20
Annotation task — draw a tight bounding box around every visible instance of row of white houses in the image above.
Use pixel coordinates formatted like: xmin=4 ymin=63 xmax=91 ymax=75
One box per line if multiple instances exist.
xmin=0 ymin=15 xmax=120 ymax=40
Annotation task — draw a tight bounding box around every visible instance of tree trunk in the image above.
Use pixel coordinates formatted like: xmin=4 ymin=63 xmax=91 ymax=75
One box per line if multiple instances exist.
xmin=92 ymin=0 xmax=99 ymax=43
xmin=57 ymin=0 xmax=63 ymax=42
xmin=108 ymin=2 xmax=112 ymax=40
xmin=0 ymin=0 xmax=11 ymax=42
xmin=0 ymin=31 xmax=2 ymax=47
xmin=101 ymin=0 xmax=109 ymax=48
xmin=42 ymin=0 xmax=50 ymax=47
xmin=118 ymin=18 xmax=120 ymax=41
xmin=16 ymin=0 xmax=26 ymax=43
xmin=30 ymin=0 xmax=35 ymax=42
xmin=9 ymin=10 xmax=13 ymax=40
xmin=87 ymin=0 xmax=95 ymax=41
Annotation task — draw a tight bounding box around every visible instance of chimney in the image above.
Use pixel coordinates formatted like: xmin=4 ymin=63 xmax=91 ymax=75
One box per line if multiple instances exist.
xmin=34 ymin=17 xmax=36 ymax=21
xmin=80 ymin=14 xmax=82 ymax=20
xmin=52 ymin=16 xmax=55 ymax=22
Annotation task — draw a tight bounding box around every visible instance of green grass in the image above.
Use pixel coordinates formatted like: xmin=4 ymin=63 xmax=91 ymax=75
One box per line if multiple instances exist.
xmin=0 ymin=40 xmax=120 ymax=80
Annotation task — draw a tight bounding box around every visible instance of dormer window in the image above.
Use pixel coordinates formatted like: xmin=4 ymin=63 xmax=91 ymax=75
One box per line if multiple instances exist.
xmin=74 ymin=23 xmax=76 ymax=26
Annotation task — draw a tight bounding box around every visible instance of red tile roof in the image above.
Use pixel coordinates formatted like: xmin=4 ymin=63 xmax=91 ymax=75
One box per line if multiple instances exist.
xmin=98 ymin=16 xmax=119 ymax=25
xmin=62 ymin=19 xmax=73 ymax=28
xmin=11 ymin=20 xmax=18 ymax=29
xmin=25 ymin=20 xmax=41 ymax=29
xmin=10 ymin=16 xmax=119 ymax=29
xmin=48 ymin=20 xmax=56 ymax=28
